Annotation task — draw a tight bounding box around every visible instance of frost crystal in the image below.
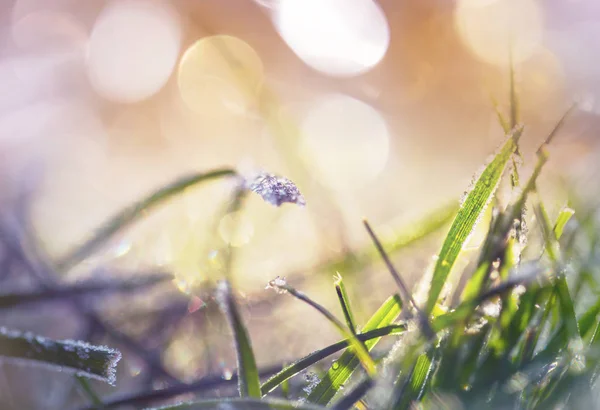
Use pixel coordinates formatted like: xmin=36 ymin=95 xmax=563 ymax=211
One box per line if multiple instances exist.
xmin=265 ymin=276 xmax=288 ymax=294
xmin=0 ymin=327 xmax=122 ymax=385
xmin=215 ymin=280 xmax=232 ymax=313
xmin=302 ymin=371 xmax=321 ymax=395
xmin=246 ymin=172 xmax=306 ymax=207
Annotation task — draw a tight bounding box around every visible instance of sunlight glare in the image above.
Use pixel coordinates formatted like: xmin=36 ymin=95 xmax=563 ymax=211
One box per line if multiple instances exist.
xmin=177 ymin=35 xmax=264 ymax=116
xmin=455 ymin=0 xmax=543 ymax=66
xmin=86 ymin=0 xmax=182 ymax=103
xmin=300 ymin=94 xmax=389 ymax=190
xmin=273 ymin=0 xmax=390 ymax=77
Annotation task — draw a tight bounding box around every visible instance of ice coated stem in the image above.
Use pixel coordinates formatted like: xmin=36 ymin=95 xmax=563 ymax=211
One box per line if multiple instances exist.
xmin=0 ymin=327 xmax=122 ymax=385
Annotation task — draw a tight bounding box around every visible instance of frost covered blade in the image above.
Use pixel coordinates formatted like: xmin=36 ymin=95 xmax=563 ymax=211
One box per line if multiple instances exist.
xmin=0 ymin=327 xmax=122 ymax=385
xmin=246 ymin=172 xmax=305 ymax=207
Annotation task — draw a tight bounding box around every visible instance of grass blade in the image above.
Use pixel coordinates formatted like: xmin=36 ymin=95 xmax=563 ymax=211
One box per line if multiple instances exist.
xmin=314 ymin=203 xmax=457 ymax=277
xmin=432 ymin=265 xmax=542 ymax=332
xmin=260 ymin=325 xmax=405 ymax=395
xmin=534 ymin=195 xmax=580 ymax=341
xmin=57 ymin=168 xmax=238 ymax=271
xmin=553 ymin=208 xmax=575 ymax=240
xmin=491 ymin=95 xmax=510 ymax=134
xmin=85 ymin=365 xmax=283 ymax=410
xmin=0 ymin=272 xmax=173 ymax=309
xmin=425 ymin=127 xmax=523 ymax=314
xmin=334 ymin=273 xmax=357 ymax=334
xmin=364 ymin=219 xmax=433 ymax=337
xmin=0 ymin=327 xmax=121 ymax=385
xmin=216 ymin=280 xmax=261 ymax=398
xmin=331 ymin=377 xmax=374 ymax=410
xmin=267 ymin=279 xmax=377 ymax=377
xmin=393 ymin=351 xmax=435 ymax=410
xmin=578 ymin=298 xmax=600 ymax=339
xmin=306 ymin=295 xmax=403 ymax=405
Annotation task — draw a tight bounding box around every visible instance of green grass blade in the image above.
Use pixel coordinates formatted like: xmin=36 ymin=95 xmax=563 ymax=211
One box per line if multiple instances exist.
xmin=364 ymin=220 xmax=432 ymax=337
xmin=58 ymin=168 xmax=238 ymax=271
xmin=331 ymin=377 xmax=374 ymax=410
xmin=534 ymin=195 xmax=580 ymax=341
xmin=150 ymin=397 xmax=328 ymax=410
xmin=555 ymin=276 xmax=580 ymax=340
xmin=491 ymin=95 xmax=510 ymax=134
xmin=334 ymin=273 xmax=357 ymax=333
xmin=533 ymin=197 xmax=560 ymax=262
xmin=0 ymin=327 xmax=121 ymax=385
xmin=553 ymin=208 xmax=575 ymax=240
xmin=425 ymin=128 xmax=522 ymax=314
xmin=307 ymin=295 xmax=403 ymax=405
xmin=260 ymin=325 xmax=405 ymax=395
xmin=314 ymin=203 xmax=457 ymax=277
xmin=578 ymin=298 xmax=600 ymax=339
xmin=216 ymin=280 xmax=261 ymax=398
xmin=394 ymin=352 xmax=435 ymax=410
xmin=432 ymin=266 xmax=541 ymax=332
xmin=269 ymin=281 xmax=377 ymax=377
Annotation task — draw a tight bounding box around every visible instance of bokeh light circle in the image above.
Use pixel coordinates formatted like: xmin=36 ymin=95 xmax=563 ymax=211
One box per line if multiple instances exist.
xmin=177 ymin=35 xmax=264 ymax=116
xmin=300 ymin=94 xmax=389 ymax=189
xmin=273 ymin=0 xmax=390 ymax=77
xmin=86 ymin=0 xmax=182 ymax=103
xmin=455 ymin=0 xmax=543 ymax=66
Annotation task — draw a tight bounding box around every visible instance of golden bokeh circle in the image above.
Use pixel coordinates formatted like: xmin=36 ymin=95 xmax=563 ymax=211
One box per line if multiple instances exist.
xmin=177 ymin=35 xmax=264 ymax=115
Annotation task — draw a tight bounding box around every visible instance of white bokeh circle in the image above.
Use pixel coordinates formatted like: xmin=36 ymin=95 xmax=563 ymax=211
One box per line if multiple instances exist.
xmin=273 ymin=0 xmax=390 ymax=77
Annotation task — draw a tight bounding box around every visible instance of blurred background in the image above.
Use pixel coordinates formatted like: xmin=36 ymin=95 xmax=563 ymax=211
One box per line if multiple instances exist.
xmin=0 ymin=0 xmax=599 ymax=408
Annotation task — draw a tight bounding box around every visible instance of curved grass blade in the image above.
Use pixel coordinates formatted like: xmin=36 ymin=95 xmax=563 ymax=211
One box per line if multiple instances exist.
xmin=553 ymin=207 xmax=575 ymax=240
xmin=306 ymin=295 xmax=403 ymax=405
xmin=260 ymin=325 xmax=405 ymax=395
xmin=425 ymin=127 xmax=523 ymax=314
xmin=267 ymin=280 xmax=377 ymax=377
xmin=57 ymin=168 xmax=238 ymax=271
xmin=216 ymin=280 xmax=261 ymax=398
xmin=150 ymin=397 xmax=328 ymax=410
xmin=0 ymin=327 xmax=121 ymax=385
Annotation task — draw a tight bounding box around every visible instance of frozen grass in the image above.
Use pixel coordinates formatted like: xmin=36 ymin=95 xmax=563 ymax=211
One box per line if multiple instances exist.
xmin=0 ymin=60 xmax=598 ymax=410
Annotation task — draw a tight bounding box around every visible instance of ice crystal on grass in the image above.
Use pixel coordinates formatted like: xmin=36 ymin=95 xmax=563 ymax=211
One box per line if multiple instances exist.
xmin=0 ymin=327 xmax=122 ymax=385
xmin=215 ymin=280 xmax=231 ymax=314
xmin=265 ymin=276 xmax=288 ymax=294
xmin=246 ymin=172 xmax=305 ymax=207
xmin=302 ymin=371 xmax=321 ymax=396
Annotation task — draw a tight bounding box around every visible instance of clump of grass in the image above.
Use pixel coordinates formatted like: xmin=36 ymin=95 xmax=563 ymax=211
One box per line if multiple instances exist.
xmin=2 ymin=56 xmax=597 ymax=410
